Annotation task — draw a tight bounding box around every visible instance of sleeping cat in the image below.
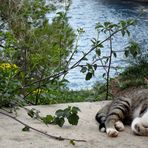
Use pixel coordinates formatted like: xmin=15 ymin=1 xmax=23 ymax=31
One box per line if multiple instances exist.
xmin=95 ymin=89 xmax=148 ymax=137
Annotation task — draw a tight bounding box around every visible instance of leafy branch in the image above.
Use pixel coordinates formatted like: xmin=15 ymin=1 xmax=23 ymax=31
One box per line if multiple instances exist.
xmin=20 ymin=19 xmax=139 ymax=101
xmin=21 ymin=19 xmax=136 ymax=88
xmin=106 ymin=30 xmax=113 ymax=100
xmin=27 ymin=106 xmax=81 ymax=127
xmin=0 ymin=109 xmax=86 ymax=143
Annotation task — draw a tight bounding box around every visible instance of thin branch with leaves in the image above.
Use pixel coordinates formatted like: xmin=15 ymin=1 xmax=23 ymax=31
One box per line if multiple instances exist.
xmin=0 ymin=110 xmax=86 ymax=143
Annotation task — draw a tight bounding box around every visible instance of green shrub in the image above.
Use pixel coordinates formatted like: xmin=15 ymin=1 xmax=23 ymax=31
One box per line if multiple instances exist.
xmin=0 ymin=63 xmax=22 ymax=107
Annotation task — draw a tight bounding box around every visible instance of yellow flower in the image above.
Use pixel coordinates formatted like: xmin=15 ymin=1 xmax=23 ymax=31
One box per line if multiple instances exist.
xmin=1 ymin=63 xmax=11 ymax=69
xmin=33 ymin=89 xmax=48 ymax=95
xmin=33 ymin=89 xmax=43 ymax=94
xmin=0 ymin=63 xmax=19 ymax=71
xmin=13 ymin=64 xmax=18 ymax=69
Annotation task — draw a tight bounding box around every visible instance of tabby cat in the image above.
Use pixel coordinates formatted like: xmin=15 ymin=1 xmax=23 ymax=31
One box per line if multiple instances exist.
xmin=95 ymin=89 xmax=148 ymax=137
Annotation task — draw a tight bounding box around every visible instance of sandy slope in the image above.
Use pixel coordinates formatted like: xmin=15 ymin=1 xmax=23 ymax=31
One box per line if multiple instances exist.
xmin=0 ymin=101 xmax=148 ymax=148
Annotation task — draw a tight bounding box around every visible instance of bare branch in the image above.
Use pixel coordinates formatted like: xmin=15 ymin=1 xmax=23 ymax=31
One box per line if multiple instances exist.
xmin=78 ymin=64 xmax=119 ymax=69
xmin=106 ymin=30 xmax=113 ymax=100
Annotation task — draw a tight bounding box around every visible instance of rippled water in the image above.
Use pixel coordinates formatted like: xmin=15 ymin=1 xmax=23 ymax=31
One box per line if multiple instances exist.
xmin=65 ymin=0 xmax=148 ymax=90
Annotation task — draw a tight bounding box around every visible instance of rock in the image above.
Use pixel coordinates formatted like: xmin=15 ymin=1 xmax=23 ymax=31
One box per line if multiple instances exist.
xmin=0 ymin=102 xmax=148 ymax=148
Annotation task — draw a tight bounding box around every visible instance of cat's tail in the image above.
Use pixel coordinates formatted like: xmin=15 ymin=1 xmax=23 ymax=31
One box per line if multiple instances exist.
xmin=95 ymin=112 xmax=106 ymax=132
xmin=95 ymin=102 xmax=111 ymax=132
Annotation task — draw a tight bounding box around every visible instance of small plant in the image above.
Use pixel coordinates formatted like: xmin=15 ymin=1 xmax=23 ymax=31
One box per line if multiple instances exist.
xmin=78 ymin=20 xmax=140 ymax=100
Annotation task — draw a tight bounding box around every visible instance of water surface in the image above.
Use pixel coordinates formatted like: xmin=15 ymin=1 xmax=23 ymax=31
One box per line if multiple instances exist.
xmin=66 ymin=0 xmax=148 ymax=90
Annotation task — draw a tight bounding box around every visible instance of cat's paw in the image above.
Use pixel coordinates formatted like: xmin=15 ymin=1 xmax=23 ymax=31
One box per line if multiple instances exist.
xmin=115 ymin=121 xmax=125 ymax=131
xmin=100 ymin=127 xmax=106 ymax=132
xmin=131 ymin=117 xmax=141 ymax=135
xmin=106 ymin=128 xmax=119 ymax=137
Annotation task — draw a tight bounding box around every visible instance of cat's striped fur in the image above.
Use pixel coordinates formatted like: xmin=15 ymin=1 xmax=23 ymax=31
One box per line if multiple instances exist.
xmin=95 ymin=89 xmax=148 ymax=137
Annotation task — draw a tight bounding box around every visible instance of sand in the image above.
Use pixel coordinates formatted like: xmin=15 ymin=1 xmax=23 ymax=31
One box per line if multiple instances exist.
xmin=0 ymin=101 xmax=148 ymax=148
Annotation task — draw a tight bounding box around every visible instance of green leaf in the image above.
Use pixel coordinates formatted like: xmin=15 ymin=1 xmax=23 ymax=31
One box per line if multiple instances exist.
xmin=97 ymin=43 xmax=104 ymax=48
xmin=41 ymin=115 xmax=54 ymax=125
xmin=104 ymin=22 xmax=112 ymax=27
xmin=93 ymin=64 xmax=97 ymax=70
xmin=127 ymin=19 xmax=136 ymax=26
xmin=95 ymin=22 xmax=103 ymax=29
xmin=82 ymin=57 xmax=88 ymax=61
xmin=77 ymin=28 xmax=85 ymax=33
xmin=96 ymin=49 xmax=101 ymax=56
xmin=80 ymin=67 xmax=87 ymax=73
xmin=55 ymin=109 xmax=64 ymax=117
xmin=85 ymin=72 xmax=92 ymax=80
xmin=62 ymin=107 xmax=71 ymax=118
xmin=68 ymin=113 xmax=79 ymax=125
xmin=54 ymin=117 xmax=65 ymax=127
xmin=70 ymin=140 xmax=76 ymax=146
xmin=87 ymin=63 xmax=92 ymax=70
xmin=120 ymin=20 xmax=126 ymax=28
xmin=121 ymin=29 xmax=125 ymax=36
xmin=27 ymin=109 xmax=35 ymax=118
xmin=125 ymin=41 xmax=140 ymax=58
xmin=105 ymin=57 xmax=109 ymax=64
xmin=124 ymin=50 xmax=129 ymax=57
xmin=113 ymin=51 xmax=117 ymax=58
xmin=126 ymin=30 xmax=130 ymax=36
xmin=91 ymin=38 xmax=97 ymax=44
xmin=102 ymin=73 xmax=106 ymax=78
xmin=22 ymin=126 xmax=30 ymax=132
xmin=71 ymin=106 xmax=81 ymax=114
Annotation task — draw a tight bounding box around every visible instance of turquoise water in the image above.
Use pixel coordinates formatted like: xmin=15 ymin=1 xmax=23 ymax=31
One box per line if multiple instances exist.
xmin=66 ymin=0 xmax=148 ymax=90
